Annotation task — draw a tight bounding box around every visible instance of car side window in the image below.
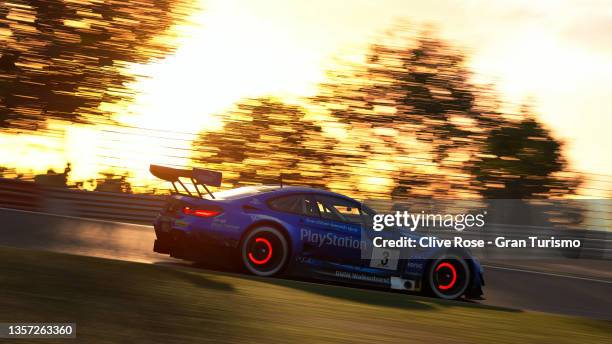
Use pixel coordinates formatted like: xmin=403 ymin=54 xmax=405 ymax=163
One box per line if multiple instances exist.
xmin=268 ymin=195 xmax=304 ymax=214
xmin=268 ymin=194 xmax=320 ymax=217
xmin=315 ymin=195 xmax=363 ymax=224
xmin=303 ymin=197 xmax=320 ymax=217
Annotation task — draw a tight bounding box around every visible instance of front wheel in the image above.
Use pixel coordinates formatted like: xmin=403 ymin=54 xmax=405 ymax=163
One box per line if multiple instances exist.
xmin=240 ymin=226 xmax=289 ymax=277
xmin=426 ymin=256 xmax=470 ymax=300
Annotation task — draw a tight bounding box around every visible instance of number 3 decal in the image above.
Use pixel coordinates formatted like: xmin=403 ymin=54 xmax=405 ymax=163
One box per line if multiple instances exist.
xmin=371 ymin=248 xmax=399 ymax=270
xmin=381 ymin=251 xmax=389 ymax=266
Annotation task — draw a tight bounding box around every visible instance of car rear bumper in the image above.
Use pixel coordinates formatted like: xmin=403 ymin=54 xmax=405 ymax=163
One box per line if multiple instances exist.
xmin=153 ymin=225 xmax=236 ymax=267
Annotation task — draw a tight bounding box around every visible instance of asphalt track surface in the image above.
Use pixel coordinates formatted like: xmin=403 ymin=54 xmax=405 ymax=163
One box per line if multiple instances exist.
xmin=1 ymin=208 xmax=610 ymax=320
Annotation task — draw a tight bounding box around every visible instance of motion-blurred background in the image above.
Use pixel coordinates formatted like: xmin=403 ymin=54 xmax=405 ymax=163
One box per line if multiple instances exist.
xmin=0 ymin=1 xmax=610 ymax=227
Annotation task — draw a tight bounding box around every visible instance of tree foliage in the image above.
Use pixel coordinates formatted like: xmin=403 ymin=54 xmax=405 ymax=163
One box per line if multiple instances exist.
xmin=314 ymin=35 xmax=482 ymax=159
xmin=0 ymin=9 xmax=581 ymax=200
xmin=469 ymin=113 xmax=581 ymax=198
xmin=196 ymin=27 xmax=580 ymax=199
xmin=194 ymin=98 xmax=336 ymax=188
xmin=0 ymin=0 xmax=194 ymax=128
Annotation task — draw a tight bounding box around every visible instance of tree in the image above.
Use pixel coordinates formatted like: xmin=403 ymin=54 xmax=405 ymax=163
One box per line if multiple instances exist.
xmin=313 ymin=28 xmax=495 ymax=198
xmin=313 ymin=25 xmax=579 ymax=200
xmin=465 ymin=110 xmax=583 ymax=227
xmin=315 ymin=33 xmax=482 ymax=156
xmin=193 ymin=97 xmax=337 ymax=188
xmin=0 ymin=0 xmax=195 ymax=128
xmin=470 ymin=111 xmax=581 ymax=199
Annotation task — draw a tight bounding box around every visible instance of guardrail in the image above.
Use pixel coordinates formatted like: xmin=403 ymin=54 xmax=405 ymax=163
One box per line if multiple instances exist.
xmin=0 ymin=178 xmax=609 ymax=258
xmin=0 ymin=178 xmax=165 ymax=224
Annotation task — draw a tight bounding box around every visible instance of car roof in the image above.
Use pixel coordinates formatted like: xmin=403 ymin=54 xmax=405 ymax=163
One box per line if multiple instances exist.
xmin=258 ymin=185 xmax=359 ymax=201
xmin=208 ymin=184 xmax=359 ymax=202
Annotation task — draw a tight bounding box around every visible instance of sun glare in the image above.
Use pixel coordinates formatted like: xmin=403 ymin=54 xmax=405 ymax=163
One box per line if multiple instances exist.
xmin=1 ymin=0 xmax=610 ymax=196
xmin=85 ymin=0 xmax=326 ymax=189
xmin=115 ymin=0 xmax=323 ymax=132
xmin=1 ymin=0 xmax=328 ymax=190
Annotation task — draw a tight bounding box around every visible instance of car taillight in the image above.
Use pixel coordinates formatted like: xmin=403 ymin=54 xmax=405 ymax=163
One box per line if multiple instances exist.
xmin=182 ymin=206 xmax=221 ymax=217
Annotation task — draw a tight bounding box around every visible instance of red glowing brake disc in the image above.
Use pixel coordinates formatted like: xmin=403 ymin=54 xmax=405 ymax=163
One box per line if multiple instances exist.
xmin=248 ymin=237 xmax=273 ymax=265
xmin=435 ymin=262 xmax=457 ymax=290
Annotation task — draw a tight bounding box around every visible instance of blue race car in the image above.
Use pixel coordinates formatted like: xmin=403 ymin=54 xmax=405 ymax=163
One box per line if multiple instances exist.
xmin=150 ymin=165 xmax=484 ymax=300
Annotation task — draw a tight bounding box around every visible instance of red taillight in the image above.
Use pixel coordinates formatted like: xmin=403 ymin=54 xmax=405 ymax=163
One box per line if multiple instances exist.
xmin=182 ymin=206 xmax=221 ymax=217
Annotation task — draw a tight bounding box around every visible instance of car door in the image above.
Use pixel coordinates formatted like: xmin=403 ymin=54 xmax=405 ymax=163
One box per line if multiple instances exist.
xmin=361 ymin=205 xmax=402 ymax=274
xmin=298 ymin=194 xmax=365 ymax=267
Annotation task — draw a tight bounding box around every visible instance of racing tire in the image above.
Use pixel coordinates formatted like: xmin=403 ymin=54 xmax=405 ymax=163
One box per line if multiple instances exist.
xmin=426 ymin=256 xmax=470 ymax=300
xmin=241 ymin=226 xmax=289 ymax=277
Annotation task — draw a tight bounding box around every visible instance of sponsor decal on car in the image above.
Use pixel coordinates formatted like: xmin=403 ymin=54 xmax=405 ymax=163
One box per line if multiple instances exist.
xmin=300 ymin=228 xmax=365 ymax=249
xmin=334 ymin=271 xmax=390 ymax=284
xmin=302 ymin=217 xmax=360 ymax=233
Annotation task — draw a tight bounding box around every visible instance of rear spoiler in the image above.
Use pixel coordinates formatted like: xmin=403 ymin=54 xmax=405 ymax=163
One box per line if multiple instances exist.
xmin=150 ymin=164 xmax=222 ymax=199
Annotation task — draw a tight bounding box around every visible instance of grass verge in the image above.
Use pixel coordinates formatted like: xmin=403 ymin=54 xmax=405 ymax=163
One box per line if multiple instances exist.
xmin=0 ymin=246 xmax=609 ymax=343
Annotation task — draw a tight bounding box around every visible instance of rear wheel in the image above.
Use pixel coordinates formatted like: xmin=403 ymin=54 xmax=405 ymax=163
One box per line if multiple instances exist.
xmin=427 ymin=256 xmax=470 ymax=300
xmin=241 ymin=226 xmax=288 ymax=277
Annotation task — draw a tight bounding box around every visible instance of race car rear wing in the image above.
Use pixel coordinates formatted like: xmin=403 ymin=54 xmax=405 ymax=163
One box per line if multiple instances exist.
xmin=149 ymin=164 xmax=222 ymax=199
